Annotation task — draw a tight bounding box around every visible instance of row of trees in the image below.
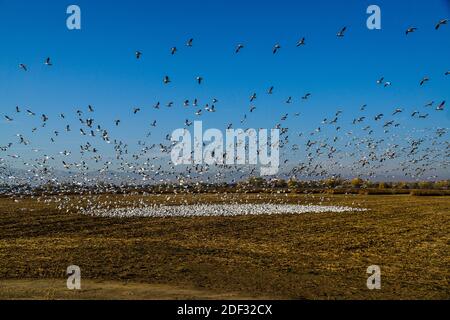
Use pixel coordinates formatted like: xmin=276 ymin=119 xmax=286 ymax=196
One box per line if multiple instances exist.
xmin=241 ymin=177 xmax=450 ymax=190
xmin=2 ymin=178 xmax=449 ymax=196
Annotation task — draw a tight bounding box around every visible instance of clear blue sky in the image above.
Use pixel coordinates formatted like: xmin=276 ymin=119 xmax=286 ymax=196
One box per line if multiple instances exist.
xmin=0 ymin=0 xmax=449 ymax=179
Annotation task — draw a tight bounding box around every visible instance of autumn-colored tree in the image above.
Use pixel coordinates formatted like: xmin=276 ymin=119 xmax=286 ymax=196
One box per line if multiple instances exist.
xmin=247 ymin=177 xmax=266 ymax=188
xmin=434 ymin=180 xmax=449 ymax=189
xmin=351 ymin=177 xmax=364 ymax=188
xmin=287 ymin=178 xmax=298 ymax=190
xmin=393 ymin=182 xmax=408 ymax=189
xmin=324 ymin=178 xmax=343 ymax=188
xmin=418 ymin=181 xmax=433 ymax=189
xmin=271 ymin=179 xmax=287 ymax=188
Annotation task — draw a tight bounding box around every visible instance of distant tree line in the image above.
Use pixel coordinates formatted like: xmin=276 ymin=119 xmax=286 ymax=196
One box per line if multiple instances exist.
xmin=0 ymin=178 xmax=449 ymax=197
xmin=239 ymin=177 xmax=449 ymax=190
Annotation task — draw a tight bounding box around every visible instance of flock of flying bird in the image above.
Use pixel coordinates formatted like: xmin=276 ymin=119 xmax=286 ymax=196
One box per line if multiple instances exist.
xmin=1 ymin=19 xmax=449 ymax=213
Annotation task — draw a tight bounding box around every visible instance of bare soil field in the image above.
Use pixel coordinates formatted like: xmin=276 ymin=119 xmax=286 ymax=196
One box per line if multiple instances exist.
xmin=0 ymin=193 xmax=449 ymax=299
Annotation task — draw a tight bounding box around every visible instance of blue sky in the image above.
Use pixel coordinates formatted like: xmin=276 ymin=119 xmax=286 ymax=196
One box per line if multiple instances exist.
xmin=0 ymin=0 xmax=449 ymax=179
